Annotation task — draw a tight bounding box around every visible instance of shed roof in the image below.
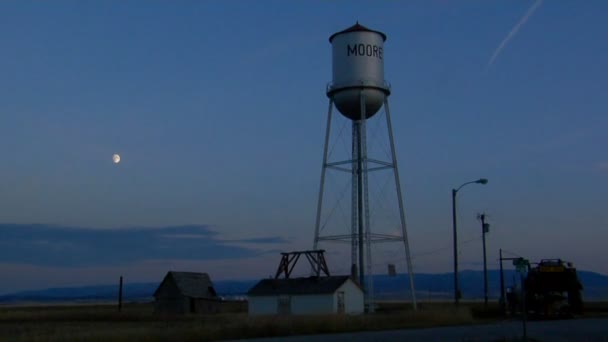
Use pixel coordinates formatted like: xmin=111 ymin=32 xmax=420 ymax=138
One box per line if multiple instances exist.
xmin=154 ymin=271 xmax=216 ymax=299
xmin=247 ymin=276 xmax=359 ymax=296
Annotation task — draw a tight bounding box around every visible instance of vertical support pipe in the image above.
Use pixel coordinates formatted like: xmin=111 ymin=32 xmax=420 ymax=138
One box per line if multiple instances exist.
xmin=118 ymin=275 xmax=123 ymax=312
xmin=313 ymin=99 xmax=334 ymax=250
xmin=361 ymin=94 xmax=374 ymax=312
xmin=351 ymin=122 xmax=359 ymax=279
xmin=452 ymin=188 xmax=460 ymax=306
xmin=384 ymin=98 xmax=417 ymax=310
xmin=357 ymin=93 xmax=366 ymax=292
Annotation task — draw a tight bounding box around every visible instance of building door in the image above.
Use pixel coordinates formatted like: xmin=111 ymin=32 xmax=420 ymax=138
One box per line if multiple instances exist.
xmin=190 ymin=298 xmax=196 ymax=313
xmin=337 ymin=291 xmax=345 ymax=313
xmin=278 ymin=295 xmax=291 ymax=314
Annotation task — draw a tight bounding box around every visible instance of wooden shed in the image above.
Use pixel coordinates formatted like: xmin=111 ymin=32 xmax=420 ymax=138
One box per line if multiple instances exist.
xmin=247 ymin=275 xmax=364 ymax=315
xmin=154 ymin=271 xmax=220 ymax=314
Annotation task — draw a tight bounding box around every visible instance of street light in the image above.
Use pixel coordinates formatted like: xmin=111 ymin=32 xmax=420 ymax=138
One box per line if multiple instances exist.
xmin=452 ymin=178 xmax=488 ymax=305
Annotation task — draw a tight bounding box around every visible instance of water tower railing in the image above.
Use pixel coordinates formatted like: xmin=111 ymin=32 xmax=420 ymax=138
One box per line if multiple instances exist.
xmin=326 ymin=80 xmax=392 ymax=93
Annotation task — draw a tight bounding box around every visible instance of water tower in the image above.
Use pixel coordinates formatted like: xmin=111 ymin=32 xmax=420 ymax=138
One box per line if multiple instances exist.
xmin=313 ymin=23 xmax=417 ymax=309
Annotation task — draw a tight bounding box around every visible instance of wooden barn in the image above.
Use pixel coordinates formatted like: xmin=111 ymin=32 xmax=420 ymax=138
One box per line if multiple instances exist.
xmin=153 ymin=271 xmax=220 ymax=314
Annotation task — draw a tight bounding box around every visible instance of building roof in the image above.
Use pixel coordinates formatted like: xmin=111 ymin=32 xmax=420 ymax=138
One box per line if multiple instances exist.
xmin=247 ymin=276 xmax=359 ymax=296
xmin=154 ymin=271 xmax=217 ymax=299
xmin=329 ymin=22 xmax=387 ymax=42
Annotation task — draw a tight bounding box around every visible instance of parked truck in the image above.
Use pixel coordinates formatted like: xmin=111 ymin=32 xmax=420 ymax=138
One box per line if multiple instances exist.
xmin=506 ymin=258 xmax=583 ymax=317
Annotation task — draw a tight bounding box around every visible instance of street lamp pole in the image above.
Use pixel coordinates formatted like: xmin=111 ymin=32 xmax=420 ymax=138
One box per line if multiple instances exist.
xmin=452 ymin=178 xmax=488 ymax=306
xmin=451 ymin=189 xmax=459 ymax=305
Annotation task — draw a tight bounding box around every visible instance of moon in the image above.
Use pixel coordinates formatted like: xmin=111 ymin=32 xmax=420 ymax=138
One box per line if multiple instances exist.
xmin=112 ymin=154 xmax=121 ymax=164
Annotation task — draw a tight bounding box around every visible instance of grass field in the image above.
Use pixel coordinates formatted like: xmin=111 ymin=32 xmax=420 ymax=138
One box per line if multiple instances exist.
xmin=1 ymin=301 xmax=606 ymax=341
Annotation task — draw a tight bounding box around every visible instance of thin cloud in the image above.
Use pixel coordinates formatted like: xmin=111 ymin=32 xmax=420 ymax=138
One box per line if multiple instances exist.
xmin=487 ymin=0 xmax=543 ymax=68
xmin=598 ymin=162 xmax=608 ymax=172
xmin=0 ymin=224 xmax=286 ymax=267
xmin=225 ymin=237 xmax=290 ymax=244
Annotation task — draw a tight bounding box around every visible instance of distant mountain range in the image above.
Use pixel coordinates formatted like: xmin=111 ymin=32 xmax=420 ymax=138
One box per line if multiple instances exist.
xmin=2 ymin=270 xmax=607 ymax=304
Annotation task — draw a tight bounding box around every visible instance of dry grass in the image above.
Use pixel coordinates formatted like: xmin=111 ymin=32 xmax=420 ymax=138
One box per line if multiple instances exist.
xmin=0 ymin=302 xmax=478 ymax=341
xmin=3 ymin=299 xmax=607 ymax=341
xmin=14 ymin=299 xmax=608 ymax=341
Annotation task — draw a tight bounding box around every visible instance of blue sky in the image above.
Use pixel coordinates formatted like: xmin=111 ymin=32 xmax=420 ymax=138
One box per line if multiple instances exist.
xmin=0 ymin=0 xmax=607 ymax=293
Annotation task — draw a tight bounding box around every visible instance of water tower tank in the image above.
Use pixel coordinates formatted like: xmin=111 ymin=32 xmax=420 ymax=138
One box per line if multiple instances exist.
xmin=327 ymin=23 xmax=390 ymax=121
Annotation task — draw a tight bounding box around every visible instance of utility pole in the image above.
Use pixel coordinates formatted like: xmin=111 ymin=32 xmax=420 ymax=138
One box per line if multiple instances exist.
xmin=513 ymin=257 xmax=530 ymax=341
xmin=478 ymin=213 xmax=490 ymax=308
xmin=118 ymin=275 xmax=123 ymax=312
xmin=521 ymin=271 xmax=528 ymax=341
xmin=499 ymin=249 xmax=505 ymax=314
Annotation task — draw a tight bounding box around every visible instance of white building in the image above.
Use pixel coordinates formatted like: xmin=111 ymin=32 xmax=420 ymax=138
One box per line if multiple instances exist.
xmin=247 ymin=275 xmax=364 ymax=315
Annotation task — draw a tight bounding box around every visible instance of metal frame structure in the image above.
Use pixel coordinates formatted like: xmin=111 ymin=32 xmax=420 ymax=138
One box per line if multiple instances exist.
xmin=313 ymin=92 xmax=417 ymax=310
xmin=275 ymin=250 xmax=331 ymax=279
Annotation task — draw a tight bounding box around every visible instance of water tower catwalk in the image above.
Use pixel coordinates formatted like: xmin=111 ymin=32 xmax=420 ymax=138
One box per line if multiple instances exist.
xmin=313 ymin=23 xmax=417 ymax=309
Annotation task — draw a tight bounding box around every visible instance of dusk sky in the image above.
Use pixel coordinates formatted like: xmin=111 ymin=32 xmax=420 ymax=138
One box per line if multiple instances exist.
xmin=1 ymin=1 xmax=607 ymax=294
